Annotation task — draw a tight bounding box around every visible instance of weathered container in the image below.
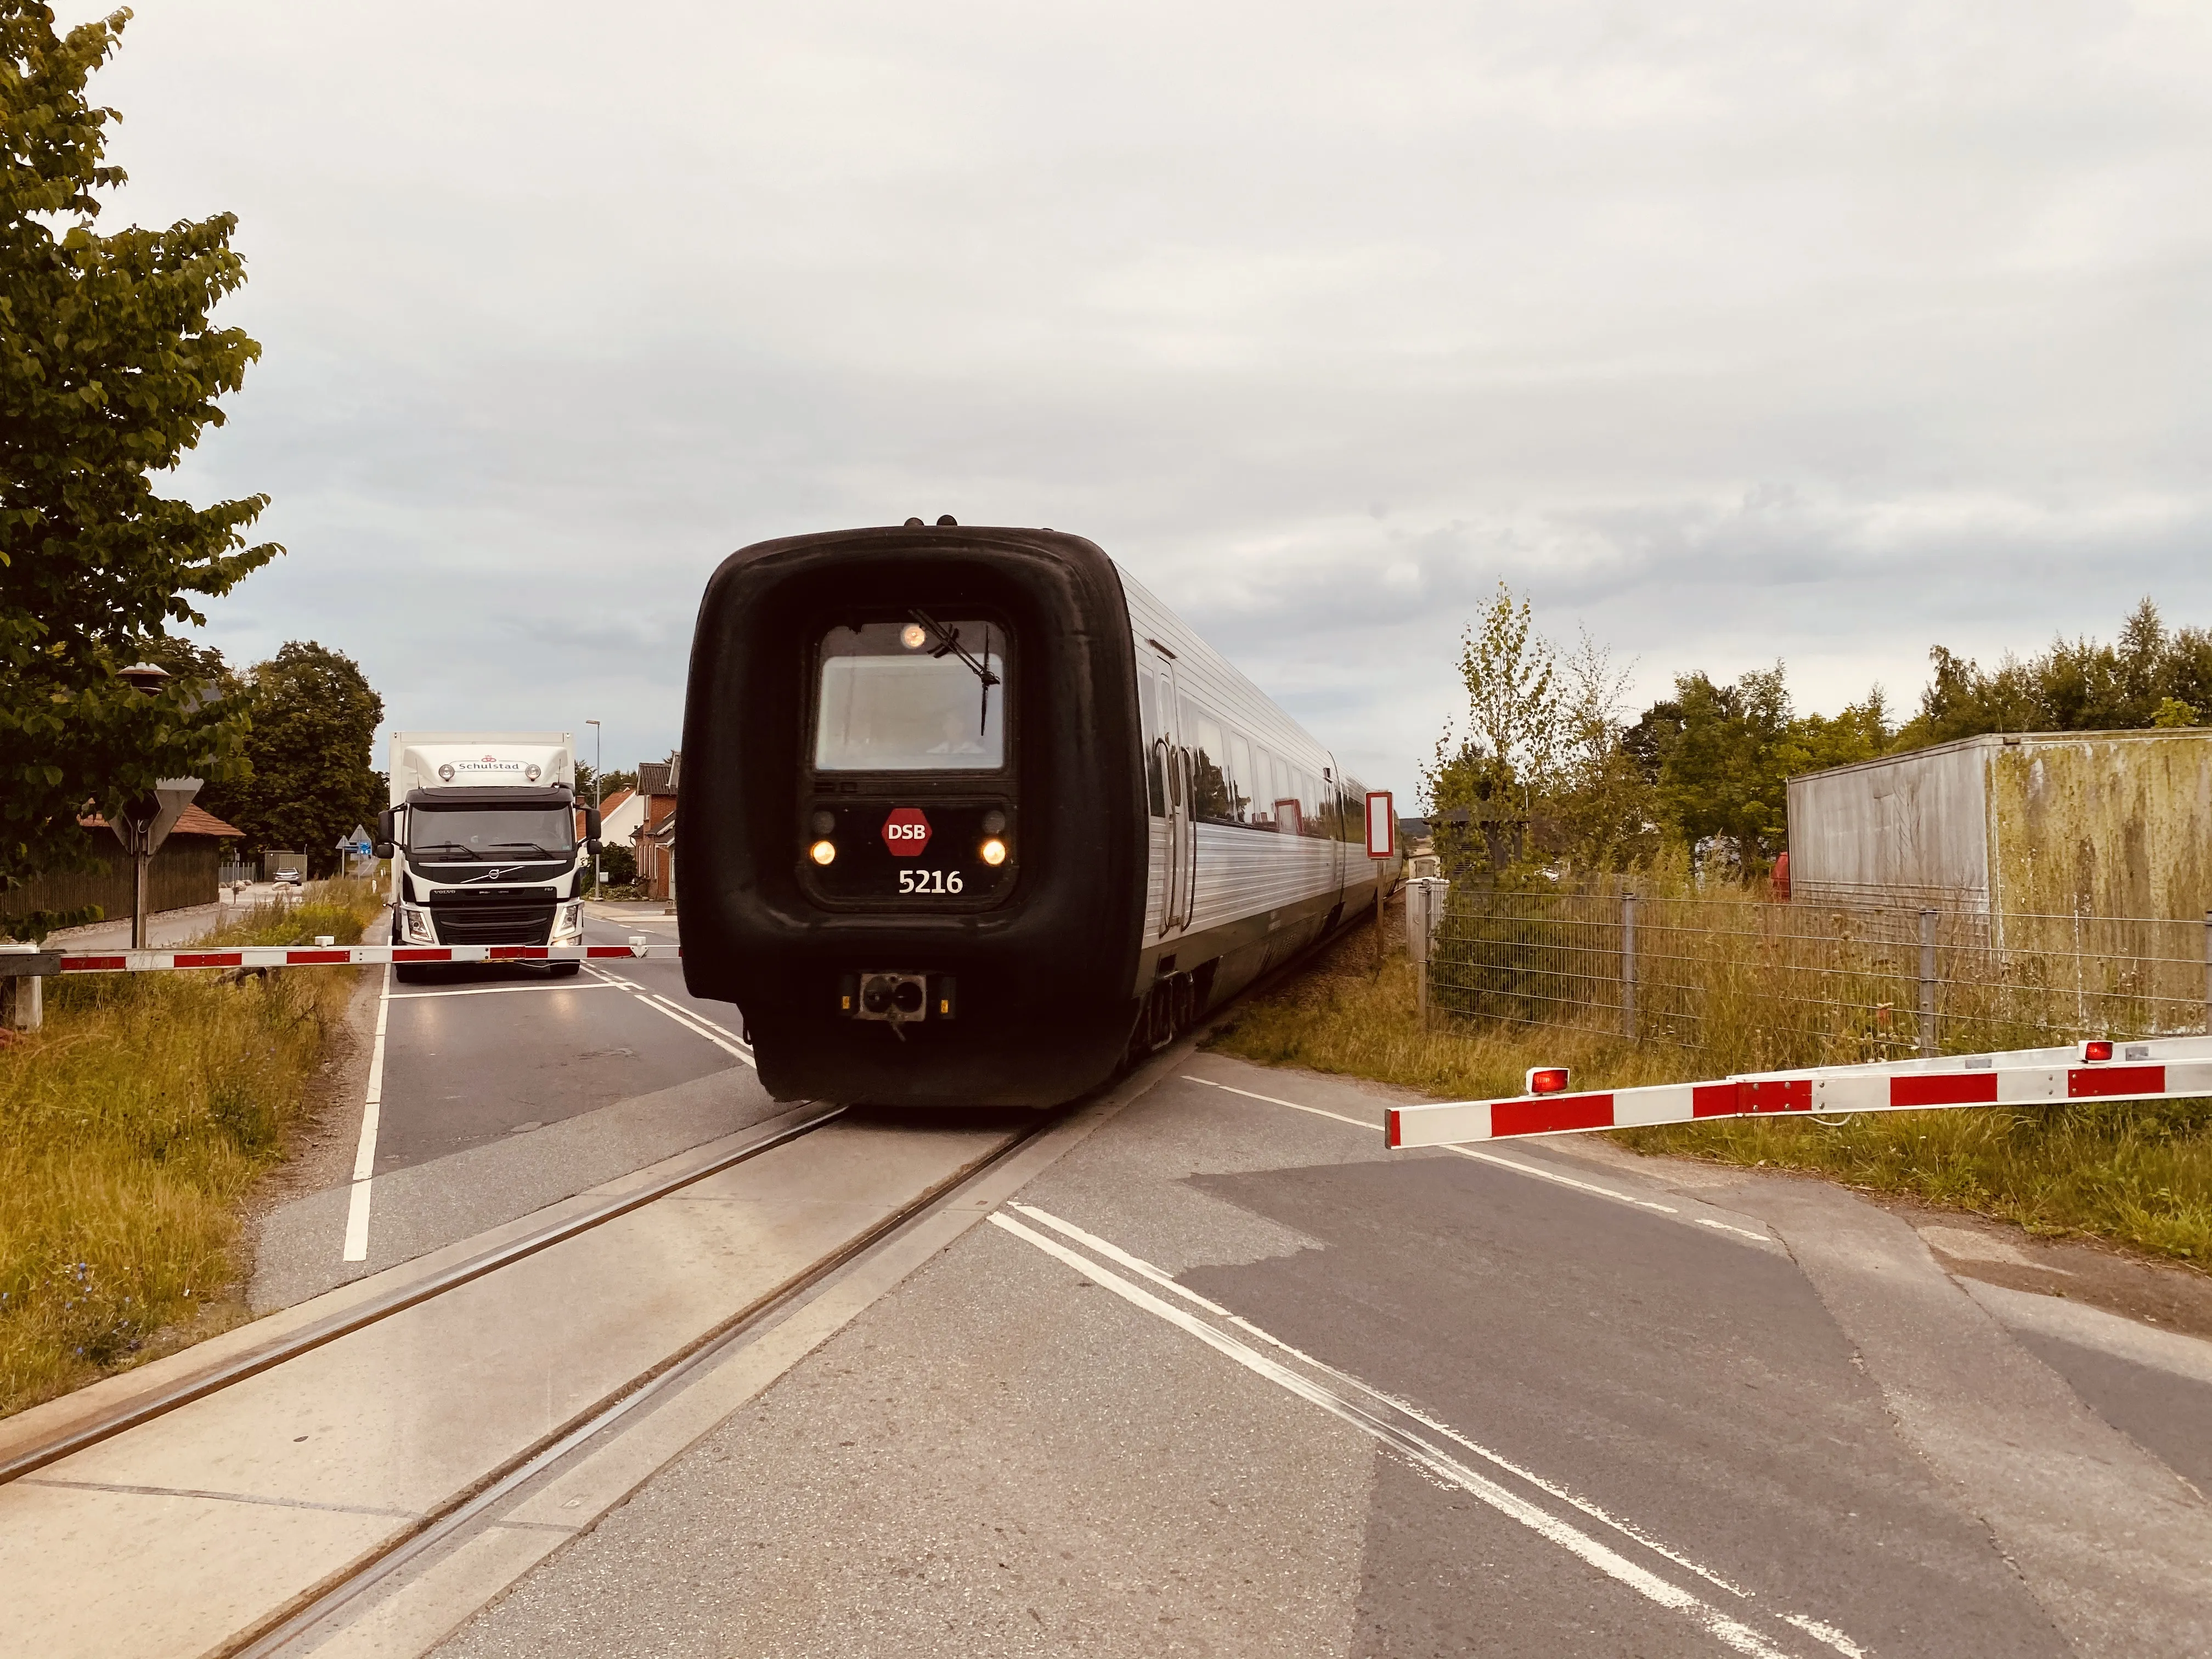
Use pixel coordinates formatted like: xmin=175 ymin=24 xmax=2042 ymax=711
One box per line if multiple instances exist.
xmin=1786 ymin=729 xmax=2212 ymax=919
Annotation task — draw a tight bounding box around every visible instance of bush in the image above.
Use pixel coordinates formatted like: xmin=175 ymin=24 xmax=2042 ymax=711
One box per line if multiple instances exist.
xmin=0 ymin=878 xmax=383 ymax=1414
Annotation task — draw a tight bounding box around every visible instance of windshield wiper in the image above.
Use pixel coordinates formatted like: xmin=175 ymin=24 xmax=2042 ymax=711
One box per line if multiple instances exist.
xmin=409 ymin=842 xmax=481 ymax=859
xmin=909 ymin=609 xmax=1001 ymax=735
xmin=484 ymin=843 xmax=566 ymax=857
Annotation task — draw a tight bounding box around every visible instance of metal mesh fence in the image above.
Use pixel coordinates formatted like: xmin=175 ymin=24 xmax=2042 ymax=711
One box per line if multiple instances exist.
xmin=1427 ymin=887 xmax=2212 ymax=1071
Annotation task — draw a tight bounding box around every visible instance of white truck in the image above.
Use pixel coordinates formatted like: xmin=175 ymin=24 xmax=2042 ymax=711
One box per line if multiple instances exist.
xmin=376 ymin=732 xmax=602 ymax=981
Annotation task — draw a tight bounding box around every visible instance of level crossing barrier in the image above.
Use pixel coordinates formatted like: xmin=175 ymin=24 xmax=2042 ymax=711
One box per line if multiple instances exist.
xmin=1385 ymin=1034 xmax=2212 ymax=1149
xmin=45 ymin=940 xmax=683 ymax=974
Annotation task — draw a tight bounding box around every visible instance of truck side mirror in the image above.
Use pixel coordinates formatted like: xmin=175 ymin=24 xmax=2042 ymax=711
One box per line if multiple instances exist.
xmin=584 ymin=808 xmax=602 ymax=841
xmin=373 ymin=840 xmax=396 ymax=859
xmin=378 ymin=806 xmax=397 ymax=843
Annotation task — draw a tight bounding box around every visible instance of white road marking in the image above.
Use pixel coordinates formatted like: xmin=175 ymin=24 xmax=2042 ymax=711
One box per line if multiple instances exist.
xmin=1008 ymin=1203 xmax=1756 ymax=1600
xmin=1183 ymin=1073 xmax=1680 ymax=1215
xmin=341 ymin=964 xmax=392 ymax=1262
xmin=1698 ymin=1217 xmax=1773 ymax=1242
xmin=990 ymin=1209 xmax=1813 ymax=1658
xmin=583 ymin=966 xmax=755 ymax=1068
xmin=388 ymin=980 xmax=623 ymax=1000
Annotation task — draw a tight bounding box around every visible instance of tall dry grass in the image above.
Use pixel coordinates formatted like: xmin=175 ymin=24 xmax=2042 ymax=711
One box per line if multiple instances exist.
xmin=1209 ymin=912 xmax=2212 ymax=1267
xmin=0 ymin=879 xmax=385 ymax=1415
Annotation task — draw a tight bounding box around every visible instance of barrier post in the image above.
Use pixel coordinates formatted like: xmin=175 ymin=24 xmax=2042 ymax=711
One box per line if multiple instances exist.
xmin=1918 ymin=908 xmax=1938 ymax=1057
xmin=2204 ymin=910 xmax=2211 ymax=1034
xmin=1621 ymin=892 xmax=1638 ymax=1040
xmin=1 ymin=943 xmax=55 ymax=1033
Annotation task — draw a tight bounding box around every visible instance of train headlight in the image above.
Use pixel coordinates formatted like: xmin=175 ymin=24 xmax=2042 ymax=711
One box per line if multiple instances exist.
xmin=900 ymin=622 xmax=928 ymax=650
xmin=809 ymin=839 xmax=837 ymax=866
xmin=980 ymin=838 xmax=1007 ymax=866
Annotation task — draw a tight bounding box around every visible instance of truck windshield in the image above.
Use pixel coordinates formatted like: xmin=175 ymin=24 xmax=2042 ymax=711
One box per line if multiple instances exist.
xmin=407 ymin=806 xmax=575 ymax=860
xmin=814 ymin=619 xmax=1007 ymax=771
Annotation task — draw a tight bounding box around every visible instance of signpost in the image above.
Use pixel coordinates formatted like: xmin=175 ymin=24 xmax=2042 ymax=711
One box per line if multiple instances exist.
xmin=109 ymin=778 xmax=202 ymax=949
xmin=1365 ymin=790 xmax=1395 ymax=968
xmin=336 ymin=825 xmax=373 ymax=877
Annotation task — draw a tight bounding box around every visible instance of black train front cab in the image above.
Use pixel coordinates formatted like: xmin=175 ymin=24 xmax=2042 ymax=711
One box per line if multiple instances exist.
xmin=676 ymin=526 xmax=1150 ymax=1105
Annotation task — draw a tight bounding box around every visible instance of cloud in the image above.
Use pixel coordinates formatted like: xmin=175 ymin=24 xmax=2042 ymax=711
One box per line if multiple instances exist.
xmin=63 ymin=0 xmax=2212 ymax=801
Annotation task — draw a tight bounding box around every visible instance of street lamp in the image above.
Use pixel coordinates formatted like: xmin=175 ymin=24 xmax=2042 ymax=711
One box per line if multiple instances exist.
xmin=585 ymin=719 xmax=602 ymax=896
xmin=115 ymin=663 xmax=198 ymax=949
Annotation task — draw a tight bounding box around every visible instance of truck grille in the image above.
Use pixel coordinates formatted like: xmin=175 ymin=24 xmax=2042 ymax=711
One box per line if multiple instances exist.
xmin=431 ymin=905 xmax=556 ymax=946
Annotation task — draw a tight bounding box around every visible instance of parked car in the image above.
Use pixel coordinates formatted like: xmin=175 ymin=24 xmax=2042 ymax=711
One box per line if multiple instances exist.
xmin=274 ymin=866 xmax=304 ymax=887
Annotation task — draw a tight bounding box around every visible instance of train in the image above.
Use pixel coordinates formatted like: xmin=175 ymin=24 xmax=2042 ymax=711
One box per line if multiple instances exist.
xmin=678 ymin=522 xmax=1400 ymax=1105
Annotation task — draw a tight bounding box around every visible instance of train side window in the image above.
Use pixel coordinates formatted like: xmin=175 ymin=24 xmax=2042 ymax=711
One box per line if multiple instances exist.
xmin=1136 ymin=670 xmax=1166 ymax=817
xmin=1181 ymin=698 xmax=1233 ymax=822
xmin=1226 ymin=731 xmax=1255 ymax=823
xmin=1249 ymin=745 xmax=1274 ymax=827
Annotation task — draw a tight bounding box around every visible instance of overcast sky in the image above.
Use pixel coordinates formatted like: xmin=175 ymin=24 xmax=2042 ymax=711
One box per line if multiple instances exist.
xmin=68 ymin=1 xmax=2212 ymax=801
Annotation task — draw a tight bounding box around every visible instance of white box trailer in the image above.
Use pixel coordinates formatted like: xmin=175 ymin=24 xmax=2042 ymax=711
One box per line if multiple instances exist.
xmin=378 ymin=732 xmax=601 ymax=979
xmin=1785 ymin=727 xmax=2212 ymax=918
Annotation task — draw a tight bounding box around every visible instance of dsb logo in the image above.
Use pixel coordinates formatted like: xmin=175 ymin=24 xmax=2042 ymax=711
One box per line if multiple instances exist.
xmin=881 ymin=807 xmax=933 ymax=857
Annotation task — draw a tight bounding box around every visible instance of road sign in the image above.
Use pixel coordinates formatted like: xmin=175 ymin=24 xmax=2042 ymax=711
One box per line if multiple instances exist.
xmin=337 ymin=824 xmax=373 ymax=853
xmin=881 ymin=806 xmax=932 ymax=856
xmin=1364 ymin=791 xmax=1396 ymax=859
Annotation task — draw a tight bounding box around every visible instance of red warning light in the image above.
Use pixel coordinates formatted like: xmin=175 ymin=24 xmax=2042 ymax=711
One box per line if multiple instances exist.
xmin=2080 ymin=1039 xmax=2113 ymax=1063
xmin=1525 ymin=1067 xmax=1571 ymax=1096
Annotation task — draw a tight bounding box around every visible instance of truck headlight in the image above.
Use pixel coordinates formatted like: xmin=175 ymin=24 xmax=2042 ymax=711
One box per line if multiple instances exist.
xmin=402 ymin=907 xmax=436 ymax=943
xmin=554 ymin=901 xmax=584 ymax=940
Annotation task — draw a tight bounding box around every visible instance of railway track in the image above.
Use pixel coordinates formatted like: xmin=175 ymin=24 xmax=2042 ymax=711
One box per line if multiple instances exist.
xmin=0 ymin=1085 xmax=1142 ymax=1659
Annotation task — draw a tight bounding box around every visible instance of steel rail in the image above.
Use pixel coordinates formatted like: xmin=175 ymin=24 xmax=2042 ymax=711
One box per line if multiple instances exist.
xmin=228 ymin=1109 xmax=1060 ymax=1659
xmin=0 ymin=1102 xmax=845 ymax=1488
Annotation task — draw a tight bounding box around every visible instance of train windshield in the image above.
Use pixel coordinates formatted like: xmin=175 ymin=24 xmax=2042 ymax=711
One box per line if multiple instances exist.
xmin=814 ymin=619 xmax=1007 ymax=771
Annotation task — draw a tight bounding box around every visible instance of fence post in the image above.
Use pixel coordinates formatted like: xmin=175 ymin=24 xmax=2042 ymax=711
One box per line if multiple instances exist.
xmin=1621 ymin=891 xmax=1638 ymax=1041
xmin=1918 ymin=908 xmax=1938 ymax=1056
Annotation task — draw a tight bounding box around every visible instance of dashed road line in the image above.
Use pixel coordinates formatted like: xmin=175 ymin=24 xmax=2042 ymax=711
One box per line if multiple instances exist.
xmin=583 ymin=966 xmax=754 ymax=1067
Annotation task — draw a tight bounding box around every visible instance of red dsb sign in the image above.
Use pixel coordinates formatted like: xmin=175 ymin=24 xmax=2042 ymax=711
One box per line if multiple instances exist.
xmin=881 ymin=806 xmax=933 ymax=857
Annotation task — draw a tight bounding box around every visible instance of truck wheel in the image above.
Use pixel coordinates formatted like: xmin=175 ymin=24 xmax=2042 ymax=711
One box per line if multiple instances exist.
xmin=394 ymin=964 xmax=427 ymax=985
xmin=549 ymin=961 xmax=582 ymax=978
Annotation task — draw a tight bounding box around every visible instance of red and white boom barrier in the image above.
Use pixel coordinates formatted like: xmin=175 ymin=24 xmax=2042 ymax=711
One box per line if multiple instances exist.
xmin=51 ymin=942 xmax=683 ymax=974
xmin=1385 ymin=1036 xmax=2212 ymax=1149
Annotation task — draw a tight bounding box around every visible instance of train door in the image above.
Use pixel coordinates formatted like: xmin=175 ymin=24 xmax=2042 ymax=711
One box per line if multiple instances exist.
xmin=1147 ymin=650 xmax=1194 ymax=935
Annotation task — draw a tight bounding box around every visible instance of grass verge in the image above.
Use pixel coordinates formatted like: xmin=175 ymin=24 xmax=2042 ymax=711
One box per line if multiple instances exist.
xmin=1207 ymin=917 xmax=2212 ymax=1267
xmin=0 ymin=879 xmax=386 ymax=1417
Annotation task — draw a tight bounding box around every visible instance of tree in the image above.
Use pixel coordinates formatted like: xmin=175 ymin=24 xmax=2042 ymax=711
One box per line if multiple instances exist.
xmin=200 ymin=643 xmax=382 ymax=874
xmin=1629 ymin=666 xmax=1794 ymax=874
xmin=1423 ymin=583 xmax=1559 ymax=873
xmin=1893 ymin=600 xmax=2212 ymax=748
xmin=575 ymin=764 xmax=637 ymax=800
xmin=0 ymin=7 xmax=278 ymax=894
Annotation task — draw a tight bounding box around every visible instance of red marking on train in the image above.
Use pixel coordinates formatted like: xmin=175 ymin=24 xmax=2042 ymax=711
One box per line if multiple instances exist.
xmin=1492 ymin=1091 xmax=1615 ymax=1137
xmin=1892 ymin=1073 xmax=2000 ymax=1107
xmin=2069 ymin=1063 xmax=2163 ymax=1099
xmin=881 ymin=806 xmax=933 ymax=857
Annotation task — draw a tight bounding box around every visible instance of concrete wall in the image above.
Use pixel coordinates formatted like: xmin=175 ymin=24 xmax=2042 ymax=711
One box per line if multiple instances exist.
xmin=1987 ymin=732 xmax=2212 ymax=919
xmin=1787 ymin=729 xmax=2212 ymax=921
xmin=1786 ymin=737 xmax=1993 ymax=907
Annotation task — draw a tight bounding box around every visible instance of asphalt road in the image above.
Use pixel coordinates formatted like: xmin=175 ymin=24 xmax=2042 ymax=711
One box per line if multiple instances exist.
xmin=433 ymin=1056 xmax=2212 ymax=1659
xmin=251 ymin=902 xmax=785 ymax=1310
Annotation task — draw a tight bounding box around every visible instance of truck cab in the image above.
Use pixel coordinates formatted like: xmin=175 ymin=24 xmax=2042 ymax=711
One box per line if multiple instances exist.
xmin=377 ymin=734 xmax=601 ymax=979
